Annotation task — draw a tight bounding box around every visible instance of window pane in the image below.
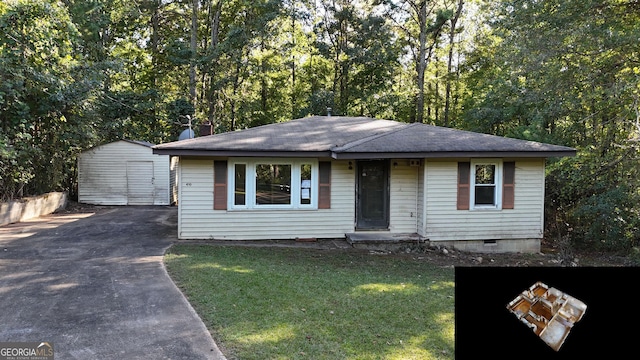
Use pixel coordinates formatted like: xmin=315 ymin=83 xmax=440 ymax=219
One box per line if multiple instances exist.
xmin=300 ymin=164 xmax=312 ymax=205
xmin=256 ymin=164 xmax=291 ymax=205
xmin=475 ymin=186 xmax=495 ymax=205
xmin=475 ymin=165 xmax=495 ymax=185
xmin=234 ymin=164 xmax=246 ymax=205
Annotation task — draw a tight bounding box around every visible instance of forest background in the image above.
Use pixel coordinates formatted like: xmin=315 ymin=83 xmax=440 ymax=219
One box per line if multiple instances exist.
xmin=1 ymin=0 xmax=638 ymax=254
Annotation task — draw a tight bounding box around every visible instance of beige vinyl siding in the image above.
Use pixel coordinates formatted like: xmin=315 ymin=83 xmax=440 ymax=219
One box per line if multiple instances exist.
xmin=423 ymin=159 xmax=545 ymax=242
xmin=178 ymin=159 xmax=355 ymax=240
xmin=177 ymin=159 xmax=214 ymax=238
xmin=417 ymin=163 xmax=426 ymax=237
xmin=389 ymin=160 xmax=419 ymax=233
xmin=78 ymin=141 xmax=170 ymax=205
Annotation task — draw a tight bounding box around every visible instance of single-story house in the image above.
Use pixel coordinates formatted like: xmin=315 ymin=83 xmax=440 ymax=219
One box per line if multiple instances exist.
xmin=152 ymin=116 xmax=576 ymax=253
xmin=78 ymin=140 xmax=178 ymax=206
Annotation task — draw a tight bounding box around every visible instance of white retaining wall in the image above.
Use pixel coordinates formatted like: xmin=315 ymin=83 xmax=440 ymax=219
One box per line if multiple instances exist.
xmin=0 ymin=192 xmax=68 ymax=226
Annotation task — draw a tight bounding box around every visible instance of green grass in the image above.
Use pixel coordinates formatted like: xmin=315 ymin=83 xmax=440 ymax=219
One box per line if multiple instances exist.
xmin=164 ymin=245 xmax=455 ymax=360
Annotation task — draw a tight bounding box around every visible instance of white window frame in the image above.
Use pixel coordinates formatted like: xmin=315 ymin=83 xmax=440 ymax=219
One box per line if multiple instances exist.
xmin=470 ymin=160 xmax=503 ymax=210
xmin=228 ymin=158 xmax=318 ymax=210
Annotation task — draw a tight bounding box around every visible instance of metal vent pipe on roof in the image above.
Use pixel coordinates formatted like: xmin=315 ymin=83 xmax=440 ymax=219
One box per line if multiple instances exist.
xmin=327 ymin=107 xmax=332 ymax=117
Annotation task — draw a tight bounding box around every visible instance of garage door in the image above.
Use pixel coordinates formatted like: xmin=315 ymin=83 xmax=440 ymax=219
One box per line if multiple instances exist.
xmin=126 ymin=161 xmax=154 ymax=205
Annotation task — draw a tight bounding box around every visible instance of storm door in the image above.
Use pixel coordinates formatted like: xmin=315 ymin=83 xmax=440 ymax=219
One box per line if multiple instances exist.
xmin=356 ymin=160 xmax=389 ymax=230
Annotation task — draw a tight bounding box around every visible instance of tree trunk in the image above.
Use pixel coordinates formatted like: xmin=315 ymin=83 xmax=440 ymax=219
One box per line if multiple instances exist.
xmin=150 ymin=2 xmax=160 ymax=129
xmin=151 ymin=4 xmax=159 ymax=90
xmin=207 ymin=0 xmax=222 ymax=128
xmin=415 ymin=0 xmax=427 ymax=123
xmin=230 ymin=61 xmax=241 ymax=131
xmin=290 ymin=2 xmax=297 ymax=118
xmin=260 ymin=38 xmax=268 ymax=118
xmin=190 ymin=0 xmax=199 ymax=110
xmin=444 ymin=0 xmax=463 ymax=127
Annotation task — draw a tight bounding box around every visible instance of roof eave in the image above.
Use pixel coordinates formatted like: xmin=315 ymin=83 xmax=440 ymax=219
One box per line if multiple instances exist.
xmin=152 ymin=149 xmax=333 ymax=158
xmin=331 ymin=150 xmax=577 ymax=159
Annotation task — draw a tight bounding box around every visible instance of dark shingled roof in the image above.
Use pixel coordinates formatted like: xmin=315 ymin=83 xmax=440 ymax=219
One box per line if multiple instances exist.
xmin=152 ymin=116 xmax=576 ymax=159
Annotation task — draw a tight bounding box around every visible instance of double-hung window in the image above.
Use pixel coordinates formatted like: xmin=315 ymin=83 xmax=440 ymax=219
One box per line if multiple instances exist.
xmin=471 ymin=162 xmax=502 ymax=209
xmin=229 ymin=159 xmax=318 ymax=210
xmin=457 ymin=160 xmax=515 ymax=210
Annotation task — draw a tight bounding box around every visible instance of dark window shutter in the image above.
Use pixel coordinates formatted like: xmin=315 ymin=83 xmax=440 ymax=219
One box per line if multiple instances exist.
xmin=457 ymin=162 xmax=470 ymax=210
xmin=318 ymin=161 xmax=331 ymax=209
xmin=503 ymin=161 xmax=515 ymax=209
xmin=213 ymin=161 xmax=227 ymax=210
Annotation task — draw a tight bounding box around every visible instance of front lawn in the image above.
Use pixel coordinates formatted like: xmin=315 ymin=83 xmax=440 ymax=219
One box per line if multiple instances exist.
xmin=164 ymin=245 xmax=455 ymax=360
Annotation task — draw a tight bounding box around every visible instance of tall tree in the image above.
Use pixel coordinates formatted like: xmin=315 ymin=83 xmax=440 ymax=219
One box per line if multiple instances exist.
xmin=443 ymin=0 xmax=463 ymax=126
xmin=463 ymin=0 xmax=640 ymax=251
xmin=314 ymin=0 xmax=399 ymax=116
xmin=0 ymin=0 xmax=97 ymax=199
xmin=383 ymin=0 xmax=451 ymax=123
xmin=190 ymin=0 xmax=199 ymax=108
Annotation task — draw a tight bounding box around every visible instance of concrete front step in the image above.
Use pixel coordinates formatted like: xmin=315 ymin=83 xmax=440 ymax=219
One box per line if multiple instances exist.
xmin=345 ymin=232 xmax=427 ymax=245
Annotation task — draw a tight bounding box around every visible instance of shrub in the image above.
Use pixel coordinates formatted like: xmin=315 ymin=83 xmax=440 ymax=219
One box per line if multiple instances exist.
xmin=546 ymin=154 xmax=640 ymax=253
xmin=568 ymin=186 xmax=639 ymax=251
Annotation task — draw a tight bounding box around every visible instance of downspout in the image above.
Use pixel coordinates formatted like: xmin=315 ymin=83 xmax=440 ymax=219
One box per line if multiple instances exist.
xmin=421 ymin=160 xmax=429 ymax=239
xmin=415 ymin=161 xmax=420 ymax=235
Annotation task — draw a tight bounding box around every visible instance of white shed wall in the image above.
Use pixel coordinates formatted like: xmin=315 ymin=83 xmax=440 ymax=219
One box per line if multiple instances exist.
xmin=423 ymin=159 xmax=545 ymax=242
xmin=178 ymin=159 xmax=356 ymax=240
xmin=78 ymin=141 xmax=170 ymax=205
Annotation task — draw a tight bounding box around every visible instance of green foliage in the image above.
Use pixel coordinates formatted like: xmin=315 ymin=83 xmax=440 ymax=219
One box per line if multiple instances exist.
xmin=1 ymin=0 xmax=473 ymax=201
xmin=301 ymin=89 xmax=337 ymax=116
xmin=629 ymin=247 xmax=640 ymax=265
xmin=464 ymin=0 xmax=640 ymax=254
xmin=313 ymin=1 xmax=401 ymax=117
xmin=570 ymin=187 xmax=639 ymax=252
xmin=0 ymin=0 xmax=97 ymax=200
xmin=546 ymin=151 xmax=640 ymax=252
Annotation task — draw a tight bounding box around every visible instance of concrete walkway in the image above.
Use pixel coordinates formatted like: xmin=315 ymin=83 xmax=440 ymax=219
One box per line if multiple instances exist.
xmin=0 ymin=206 xmax=226 ymax=360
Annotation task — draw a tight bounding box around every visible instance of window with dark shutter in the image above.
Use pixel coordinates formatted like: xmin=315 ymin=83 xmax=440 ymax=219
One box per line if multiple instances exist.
xmin=213 ymin=161 xmax=227 ymax=210
xmin=457 ymin=162 xmax=470 ymax=210
xmin=318 ymin=161 xmax=331 ymax=209
xmin=502 ymin=161 xmax=515 ymax=209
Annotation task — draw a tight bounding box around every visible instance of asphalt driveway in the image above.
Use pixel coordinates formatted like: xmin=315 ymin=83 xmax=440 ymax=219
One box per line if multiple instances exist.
xmin=0 ymin=205 xmax=225 ymax=359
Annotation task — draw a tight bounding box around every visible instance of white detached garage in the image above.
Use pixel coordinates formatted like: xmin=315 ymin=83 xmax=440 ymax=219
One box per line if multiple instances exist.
xmin=78 ymin=140 xmax=175 ymax=205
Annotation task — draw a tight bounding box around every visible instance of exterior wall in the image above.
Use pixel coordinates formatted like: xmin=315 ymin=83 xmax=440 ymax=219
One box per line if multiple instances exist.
xmin=78 ymin=141 xmax=170 ymax=205
xmin=389 ymin=160 xmax=419 ymax=233
xmin=176 ymin=156 xmax=547 ymax=252
xmin=417 ymin=162 xmax=426 ymax=237
xmin=170 ymin=156 xmax=179 ymax=205
xmin=423 ymin=159 xmax=545 ymax=251
xmin=435 ymin=238 xmax=541 ymax=253
xmin=177 ymin=158 xmax=356 ymax=240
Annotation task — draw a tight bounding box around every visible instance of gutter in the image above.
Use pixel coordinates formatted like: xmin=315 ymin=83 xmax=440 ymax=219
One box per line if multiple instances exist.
xmin=330 ymin=150 xmax=577 ymax=160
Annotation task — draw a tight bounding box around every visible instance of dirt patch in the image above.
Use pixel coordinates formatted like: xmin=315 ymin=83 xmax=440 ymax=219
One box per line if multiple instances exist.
xmin=389 ymin=241 xmax=638 ymax=267
xmin=55 ymin=200 xmax=107 ymax=214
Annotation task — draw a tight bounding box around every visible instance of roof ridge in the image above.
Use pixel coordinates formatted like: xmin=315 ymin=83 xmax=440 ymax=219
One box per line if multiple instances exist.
xmin=332 ymin=122 xmax=414 ymax=152
xmin=123 ymin=139 xmax=155 ymax=147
